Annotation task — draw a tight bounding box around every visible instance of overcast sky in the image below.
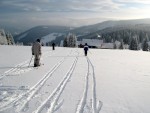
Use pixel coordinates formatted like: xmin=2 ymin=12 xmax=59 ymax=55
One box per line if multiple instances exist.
xmin=0 ymin=0 xmax=150 ymax=27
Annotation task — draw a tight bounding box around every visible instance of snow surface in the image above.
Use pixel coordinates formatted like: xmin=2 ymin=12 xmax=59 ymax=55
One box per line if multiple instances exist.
xmin=0 ymin=45 xmax=150 ymax=113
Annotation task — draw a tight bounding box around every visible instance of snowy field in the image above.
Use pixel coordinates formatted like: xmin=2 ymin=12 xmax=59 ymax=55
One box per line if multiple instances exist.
xmin=0 ymin=45 xmax=150 ymax=113
xmin=41 ymin=33 xmax=62 ymax=45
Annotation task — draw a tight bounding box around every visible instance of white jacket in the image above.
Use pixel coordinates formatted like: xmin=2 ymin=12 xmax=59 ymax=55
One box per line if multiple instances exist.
xmin=32 ymin=42 xmax=41 ymax=55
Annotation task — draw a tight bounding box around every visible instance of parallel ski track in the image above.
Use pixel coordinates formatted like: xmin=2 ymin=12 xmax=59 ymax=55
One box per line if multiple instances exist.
xmin=0 ymin=57 xmax=65 ymax=112
xmin=76 ymin=57 xmax=103 ymax=113
xmin=0 ymin=51 xmax=55 ymax=80
xmin=33 ymin=57 xmax=78 ymax=113
xmin=87 ymin=57 xmax=103 ymax=113
xmin=0 ymin=60 xmax=29 ymax=80
xmin=76 ymin=57 xmax=90 ymax=113
xmin=0 ymin=49 xmax=74 ymax=112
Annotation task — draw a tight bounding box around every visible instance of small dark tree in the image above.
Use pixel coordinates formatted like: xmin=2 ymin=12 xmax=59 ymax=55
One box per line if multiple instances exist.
xmin=129 ymin=36 xmax=138 ymax=50
xmin=142 ymin=38 xmax=149 ymax=51
xmin=119 ymin=40 xmax=124 ymax=49
xmin=113 ymin=42 xmax=117 ymax=49
xmin=68 ymin=35 xmax=74 ymax=47
xmin=63 ymin=37 xmax=68 ymax=47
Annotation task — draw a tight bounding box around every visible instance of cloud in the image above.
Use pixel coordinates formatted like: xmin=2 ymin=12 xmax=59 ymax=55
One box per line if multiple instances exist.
xmin=0 ymin=11 xmax=111 ymax=28
xmin=0 ymin=0 xmax=121 ymax=12
xmin=0 ymin=0 xmax=149 ymax=13
xmin=115 ymin=0 xmax=150 ymax=4
xmin=0 ymin=0 xmax=150 ymax=28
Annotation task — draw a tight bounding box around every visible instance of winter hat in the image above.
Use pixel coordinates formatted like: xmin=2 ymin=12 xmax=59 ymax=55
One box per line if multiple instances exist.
xmin=36 ymin=39 xmax=40 ymax=42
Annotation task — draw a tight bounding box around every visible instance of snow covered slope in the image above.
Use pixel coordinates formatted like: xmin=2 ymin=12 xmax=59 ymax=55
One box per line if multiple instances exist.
xmin=41 ymin=33 xmax=62 ymax=45
xmin=0 ymin=45 xmax=150 ymax=113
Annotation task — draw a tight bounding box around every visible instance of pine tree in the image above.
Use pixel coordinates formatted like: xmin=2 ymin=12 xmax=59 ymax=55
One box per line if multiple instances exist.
xmin=63 ymin=37 xmax=68 ymax=47
xmin=68 ymin=34 xmax=73 ymax=47
xmin=119 ymin=40 xmax=124 ymax=49
xmin=142 ymin=40 xmax=149 ymax=51
xmin=129 ymin=35 xmax=139 ymax=50
xmin=73 ymin=35 xmax=77 ymax=47
xmin=129 ymin=35 xmax=138 ymax=50
xmin=113 ymin=42 xmax=117 ymax=49
xmin=67 ymin=33 xmax=77 ymax=47
xmin=142 ymin=35 xmax=149 ymax=51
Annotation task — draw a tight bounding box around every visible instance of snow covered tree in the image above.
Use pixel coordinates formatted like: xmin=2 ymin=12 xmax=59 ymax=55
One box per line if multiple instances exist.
xmin=129 ymin=35 xmax=139 ymax=50
xmin=68 ymin=35 xmax=73 ymax=47
xmin=142 ymin=40 xmax=149 ymax=51
xmin=142 ymin=34 xmax=149 ymax=51
xmin=113 ymin=42 xmax=117 ymax=49
xmin=6 ymin=32 xmax=15 ymax=45
xmin=63 ymin=37 xmax=68 ymax=47
xmin=64 ymin=33 xmax=77 ymax=47
xmin=0 ymin=29 xmax=8 ymax=45
xmin=72 ymin=35 xmax=77 ymax=47
xmin=119 ymin=39 xmax=124 ymax=49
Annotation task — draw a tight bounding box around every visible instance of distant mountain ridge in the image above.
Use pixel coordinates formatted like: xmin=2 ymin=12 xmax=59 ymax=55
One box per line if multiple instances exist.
xmin=70 ymin=18 xmax=150 ymax=34
xmin=14 ymin=26 xmax=71 ymax=45
xmin=14 ymin=18 xmax=150 ymax=45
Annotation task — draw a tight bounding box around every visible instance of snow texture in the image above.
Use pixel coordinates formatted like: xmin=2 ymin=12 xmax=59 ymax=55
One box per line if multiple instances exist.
xmin=0 ymin=45 xmax=150 ymax=113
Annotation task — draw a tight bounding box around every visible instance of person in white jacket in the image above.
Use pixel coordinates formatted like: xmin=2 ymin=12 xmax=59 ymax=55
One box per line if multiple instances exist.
xmin=32 ymin=39 xmax=42 ymax=67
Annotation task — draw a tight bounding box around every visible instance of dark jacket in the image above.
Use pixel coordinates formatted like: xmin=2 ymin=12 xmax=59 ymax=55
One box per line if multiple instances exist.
xmin=84 ymin=45 xmax=89 ymax=51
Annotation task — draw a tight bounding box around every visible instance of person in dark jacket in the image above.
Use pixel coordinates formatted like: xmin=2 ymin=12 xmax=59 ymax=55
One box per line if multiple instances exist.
xmin=52 ymin=42 xmax=55 ymax=50
xmin=84 ymin=43 xmax=89 ymax=56
xmin=32 ymin=39 xmax=42 ymax=67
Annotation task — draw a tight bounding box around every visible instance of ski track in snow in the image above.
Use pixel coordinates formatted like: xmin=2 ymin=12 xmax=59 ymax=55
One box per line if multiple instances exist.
xmin=0 ymin=48 xmax=103 ymax=113
xmin=0 ymin=58 xmax=65 ymax=112
xmin=76 ymin=57 xmax=103 ymax=113
xmin=0 ymin=60 xmax=29 ymax=80
xmin=0 ymin=50 xmax=64 ymax=112
xmin=15 ymin=58 xmax=65 ymax=112
xmin=0 ymin=51 xmax=55 ymax=80
xmin=0 ymin=49 xmax=76 ymax=112
xmin=76 ymin=57 xmax=90 ymax=113
xmin=87 ymin=57 xmax=103 ymax=113
xmin=33 ymin=57 xmax=78 ymax=113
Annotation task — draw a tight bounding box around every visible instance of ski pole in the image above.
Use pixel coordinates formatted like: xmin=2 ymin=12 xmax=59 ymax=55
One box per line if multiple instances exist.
xmin=28 ymin=55 xmax=33 ymax=67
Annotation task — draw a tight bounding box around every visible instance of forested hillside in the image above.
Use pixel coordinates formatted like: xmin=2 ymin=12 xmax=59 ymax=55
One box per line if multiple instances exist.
xmin=78 ymin=24 xmax=150 ymax=44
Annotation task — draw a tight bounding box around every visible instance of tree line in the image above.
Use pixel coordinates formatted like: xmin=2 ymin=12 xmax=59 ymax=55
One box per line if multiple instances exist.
xmin=102 ymin=29 xmax=150 ymax=51
xmin=63 ymin=33 xmax=77 ymax=47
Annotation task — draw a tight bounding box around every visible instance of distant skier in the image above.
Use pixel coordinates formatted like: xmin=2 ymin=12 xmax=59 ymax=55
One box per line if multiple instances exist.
xmin=52 ymin=42 xmax=55 ymax=50
xmin=32 ymin=39 xmax=42 ymax=67
xmin=41 ymin=42 xmax=44 ymax=46
xmin=84 ymin=43 xmax=89 ymax=56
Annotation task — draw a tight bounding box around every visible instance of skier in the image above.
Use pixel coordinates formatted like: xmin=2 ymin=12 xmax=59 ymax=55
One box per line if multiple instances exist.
xmin=84 ymin=43 xmax=89 ymax=56
xmin=32 ymin=39 xmax=42 ymax=67
xmin=52 ymin=42 xmax=55 ymax=50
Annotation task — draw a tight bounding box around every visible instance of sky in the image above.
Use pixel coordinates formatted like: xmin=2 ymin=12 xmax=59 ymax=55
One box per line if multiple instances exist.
xmin=0 ymin=0 xmax=150 ymax=28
